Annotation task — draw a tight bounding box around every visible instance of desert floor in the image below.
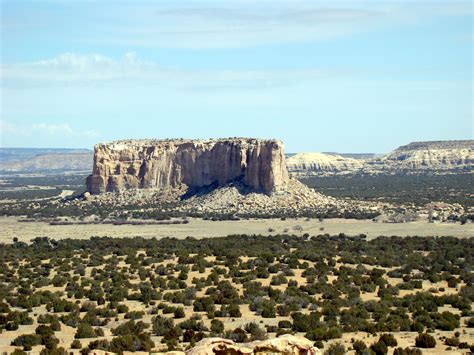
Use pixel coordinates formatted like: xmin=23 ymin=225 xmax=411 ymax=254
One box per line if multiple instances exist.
xmin=0 ymin=217 xmax=472 ymax=244
xmin=1 ymin=252 xmax=472 ymax=354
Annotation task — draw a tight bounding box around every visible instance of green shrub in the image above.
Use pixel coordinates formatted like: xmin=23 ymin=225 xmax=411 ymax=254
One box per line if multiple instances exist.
xmin=370 ymin=340 xmax=388 ymax=355
xmin=116 ymin=304 xmax=129 ymax=314
xmin=152 ymin=315 xmax=174 ymax=336
xmin=11 ymin=334 xmax=42 ymax=351
xmin=71 ymin=339 xmax=82 ymax=349
xmin=174 ymin=307 xmax=185 ymax=319
xmin=75 ymin=323 xmax=97 ymax=339
xmin=352 ymin=340 xmax=367 ymax=354
xmin=393 ymin=347 xmax=422 ymax=355
xmin=444 ymin=337 xmax=460 ymax=347
xmin=278 ymin=320 xmax=293 ymax=329
xmin=210 ymin=319 xmax=224 ymax=334
xmin=379 ymin=333 xmax=398 ymax=347
xmin=415 ymin=333 xmax=436 ymax=348
xmin=324 ymin=342 xmax=345 ymax=355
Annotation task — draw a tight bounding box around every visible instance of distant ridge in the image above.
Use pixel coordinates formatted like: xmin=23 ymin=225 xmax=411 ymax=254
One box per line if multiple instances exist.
xmin=286 ymin=152 xmax=363 ymax=173
xmin=0 ymin=148 xmax=91 ymax=163
xmin=392 ymin=140 xmax=473 ymax=151
xmin=0 ymin=151 xmax=93 ymax=173
xmin=288 ymin=140 xmax=473 ymax=175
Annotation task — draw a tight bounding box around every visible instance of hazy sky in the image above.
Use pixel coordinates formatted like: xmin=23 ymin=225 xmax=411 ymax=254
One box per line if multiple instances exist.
xmin=0 ymin=1 xmax=472 ymax=153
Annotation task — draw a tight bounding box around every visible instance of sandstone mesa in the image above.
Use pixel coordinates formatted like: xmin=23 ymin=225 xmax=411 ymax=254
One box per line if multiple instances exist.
xmin=86 ymin=138 xmax=288 ymax=195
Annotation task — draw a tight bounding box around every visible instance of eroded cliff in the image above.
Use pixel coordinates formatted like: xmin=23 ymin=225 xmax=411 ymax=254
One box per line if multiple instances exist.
xmin=380 ymin=140 xmax=473 ymax=170
xmin=86 ymin=138 xmax=289 ymax=195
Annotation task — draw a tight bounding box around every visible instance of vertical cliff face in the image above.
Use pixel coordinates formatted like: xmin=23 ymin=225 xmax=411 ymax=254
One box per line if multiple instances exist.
xmin=86 ymin=138 xmax=289 ymax=195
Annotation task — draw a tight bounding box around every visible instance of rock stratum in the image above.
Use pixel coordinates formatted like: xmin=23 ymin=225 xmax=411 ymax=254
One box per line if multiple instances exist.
xmin=288 ymin=140 xmax=474 ymax=176
xmin=86 ymin=138 xmax=289 ymax=195
xmin=378 ymin=140 xmax=474 ymax=171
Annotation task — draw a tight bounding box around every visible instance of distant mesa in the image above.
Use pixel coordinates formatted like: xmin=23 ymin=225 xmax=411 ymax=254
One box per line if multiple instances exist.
xmin=286 ymin=152 xmax=363 ymax=173
xmin=86 ymin=138 xmax=289 ymax=195
xmin=287 ymin=140 xmax=473 ymax=175
xmin=380 ymin=140 xmax=474 ymax=170
xmin=0 ymin=148 xmax=92 ymax=173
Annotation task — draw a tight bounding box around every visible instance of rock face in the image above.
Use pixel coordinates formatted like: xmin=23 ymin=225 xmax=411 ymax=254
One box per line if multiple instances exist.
xmin=86 ymin=138 xmax=289 ymax=195
xmin=287 ymin=152 xmax=363 ymax=173
xmin=379 ymin=140 xmax=473 ymax=171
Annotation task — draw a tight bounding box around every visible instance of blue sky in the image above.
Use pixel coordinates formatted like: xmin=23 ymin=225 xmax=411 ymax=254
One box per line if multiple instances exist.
xmin=0 ymin=1 xmax=472 ymax=153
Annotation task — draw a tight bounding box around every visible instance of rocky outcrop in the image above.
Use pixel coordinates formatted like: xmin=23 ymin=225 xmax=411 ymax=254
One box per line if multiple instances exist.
xmin=286 ymin=152 xmax=363 ymax=173
xmin=166 ymin=335 xmax=322 ymax=355
xmin=88 ymin=335 xmax=321 ymax=355
xmin=379 ymin=140 xmax=473 ymax=171
xmin=86 ymin=138 xmax=289 ymax=195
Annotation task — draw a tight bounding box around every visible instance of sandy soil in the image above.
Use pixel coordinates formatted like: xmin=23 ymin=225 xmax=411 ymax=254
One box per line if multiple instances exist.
xmin=1 ymin=217 xmax=472 ymax=243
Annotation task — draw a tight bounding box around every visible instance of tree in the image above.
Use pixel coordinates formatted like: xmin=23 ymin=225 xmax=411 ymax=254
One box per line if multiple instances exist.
xmin=379 ymin=333 xmax=398 ymax=347
xmin=174 ymin=307 xmax=185 ymax=319
xmin=352 ymin=340 xmax=367 ymax=354
xmin=324 ymin=342 xmax=345 ymax=355
xmin=71 ymin=340 xmax=82 ymax=349
xmin=11 ymin=334 xmax=42 ymax=351
xmin=152 ymin=315 xmax=174 ymax=336
xmin=226 ymin=328 xmax=247 ymax=343
xmin=415 ymin=333 xmax=436 ymax=348
xmin=210 ymin=319 xmax=224 ymax=334
xmin=244 ymin=323 xmax=267 ymax=341
xmin=75 ymin=323 xmax=97 ymax=339
xmin=227 ymin=304 xmax=242 ymax=318
xmin=109 ymin=334 xmax=154 ymax=352
xmin=370 ymin=341 xmax=388 ymax=355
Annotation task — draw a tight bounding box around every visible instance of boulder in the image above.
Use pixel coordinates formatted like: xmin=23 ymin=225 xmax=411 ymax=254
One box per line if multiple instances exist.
xmin=185 ymin=335 xmax=321 ymax=355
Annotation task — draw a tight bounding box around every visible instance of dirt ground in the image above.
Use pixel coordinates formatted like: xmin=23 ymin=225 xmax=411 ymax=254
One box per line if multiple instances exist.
xmin=1 ymin=217 xmax=473 ymax=244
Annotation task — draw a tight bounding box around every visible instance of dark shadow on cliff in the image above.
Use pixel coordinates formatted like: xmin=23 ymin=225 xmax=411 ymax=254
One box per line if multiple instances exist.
xmin=180 ymin=178 xmax=264 ymax=200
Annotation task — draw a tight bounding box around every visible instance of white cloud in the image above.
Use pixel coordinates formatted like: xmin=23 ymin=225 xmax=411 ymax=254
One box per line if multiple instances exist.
xmin=94 ymin=4 xmax=385 ymax=49
xmin=1 ymin=121 xmax=100 ymax=139
xmin=85 ymin=2 xmax=472 ymax=49
xmin=1 ymin=52 xmax=329 ymax=89
xmin=2 ymin=52 xmax=154 ymax=84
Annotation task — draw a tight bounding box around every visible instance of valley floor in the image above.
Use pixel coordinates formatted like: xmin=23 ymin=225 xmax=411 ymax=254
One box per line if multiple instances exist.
xmin=1 ymin=217 xmax=472 ymax=243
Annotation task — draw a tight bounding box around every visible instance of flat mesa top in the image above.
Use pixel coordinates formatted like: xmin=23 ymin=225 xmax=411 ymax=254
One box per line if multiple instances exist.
xmin=97 ymin=138 xmax=283 ymax=147
xmin=397 ymin=140 xmax=474 ymax=151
